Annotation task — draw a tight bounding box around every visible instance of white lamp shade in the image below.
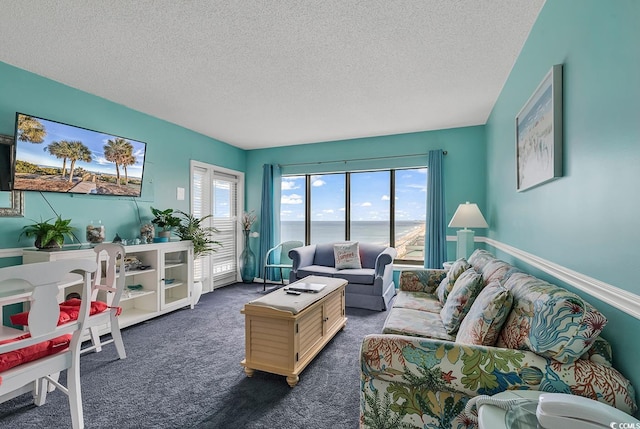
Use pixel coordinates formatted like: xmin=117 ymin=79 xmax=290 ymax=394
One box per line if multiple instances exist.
xmin=448 ymin=202 xmax=489 ymax=229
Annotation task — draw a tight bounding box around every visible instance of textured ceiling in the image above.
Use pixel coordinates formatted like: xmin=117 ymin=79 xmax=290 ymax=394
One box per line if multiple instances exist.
xmin=0 ymin=1 xmax=545 ymax=150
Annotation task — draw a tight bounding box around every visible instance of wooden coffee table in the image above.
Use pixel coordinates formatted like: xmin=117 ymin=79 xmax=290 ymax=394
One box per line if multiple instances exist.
xmin=240 ymin=275 xmax=347 ymax=387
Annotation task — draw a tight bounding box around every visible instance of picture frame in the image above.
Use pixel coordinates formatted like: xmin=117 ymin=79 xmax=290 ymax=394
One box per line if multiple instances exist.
xmin=515 ymin=64 xmax=563 ymax=191
xmin=0 ymin=134 xmax=24 ymax=217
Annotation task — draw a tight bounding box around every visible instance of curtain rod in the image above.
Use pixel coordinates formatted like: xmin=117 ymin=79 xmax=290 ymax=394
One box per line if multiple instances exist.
xmin=278 ymin=150 xmax=447 ymax=168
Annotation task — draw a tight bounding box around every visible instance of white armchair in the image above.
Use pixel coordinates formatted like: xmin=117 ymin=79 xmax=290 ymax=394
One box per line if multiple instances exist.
xmin=262 ymin=240 xmax=303 ymax=291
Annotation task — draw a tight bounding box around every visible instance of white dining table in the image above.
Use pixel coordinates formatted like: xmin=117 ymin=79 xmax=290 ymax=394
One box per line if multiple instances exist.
xmin=0 ymin=273 xmax=83 ymax=341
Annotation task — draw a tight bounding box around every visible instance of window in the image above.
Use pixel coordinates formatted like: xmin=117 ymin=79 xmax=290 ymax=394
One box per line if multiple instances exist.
xmin=281 ymin=175 xmax=305 ymax=243
xmin=350 ymin=171 xmax=390 ymax=245
xmin=280 ymin=168 xmax=426 ymax=264
xmin=310 ymin=174 xmax=345 ymax=244
xmin=394 ymin=168 xmax=427 ymax=262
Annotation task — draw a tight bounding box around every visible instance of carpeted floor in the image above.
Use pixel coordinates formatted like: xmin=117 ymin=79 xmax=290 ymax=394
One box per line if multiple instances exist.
xmin=0 ymin=282 xmax=389 ymax=428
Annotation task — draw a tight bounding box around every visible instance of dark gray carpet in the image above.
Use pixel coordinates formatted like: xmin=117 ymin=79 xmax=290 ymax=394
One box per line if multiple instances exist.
xmin=0 ymin=282 xmax=389 ymax=428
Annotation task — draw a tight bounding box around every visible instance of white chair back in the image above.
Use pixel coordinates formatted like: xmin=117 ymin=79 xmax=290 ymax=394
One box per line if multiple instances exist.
xmin=82 ymin=243 xmax=127 ymax=359
xmin=0 ymin=259 xmax=96 ymax=429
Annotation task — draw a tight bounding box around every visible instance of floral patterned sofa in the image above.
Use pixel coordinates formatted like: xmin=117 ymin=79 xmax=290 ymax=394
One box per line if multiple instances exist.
xmin=359 ymin=249 xmax=637 ymax=429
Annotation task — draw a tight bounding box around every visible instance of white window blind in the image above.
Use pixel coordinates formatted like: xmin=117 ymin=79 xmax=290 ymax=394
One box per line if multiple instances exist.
xmin=211 ymin=173 xmax=238 ymax=286
xmin=191 ymin=166 xmax=208 ymax=286
xmin=191 ymin=162 xmax=241 ymax=289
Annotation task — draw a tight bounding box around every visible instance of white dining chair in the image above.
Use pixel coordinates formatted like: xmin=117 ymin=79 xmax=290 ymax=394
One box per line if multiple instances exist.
xmin=81 ymin=243 xmax=127 ymax=359
xmin=0 ymin=259 xmax=96 ymax=429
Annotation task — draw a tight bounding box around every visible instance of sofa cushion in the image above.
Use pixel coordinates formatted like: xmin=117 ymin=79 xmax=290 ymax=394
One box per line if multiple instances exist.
xmin=297 ymin=265 xmax=339 ymax=278
xmin=436 ymin=258 xmax=471 ymax=304
xmin=334 ymin=242 xmax=362 ymax=270
xmin=480 ymin=259 xmax=514 ymax=285
xmin=581 ymin=336 xmax=613 ymax=367
xmin=440 ymin=268 xmax=484 ymax=334
xmin=497 ymin=272 xmax=607 ymax=363
xmin=313 ymin=243 xmax=337 ymax=267
xmin=467 ymin=249 xmax=496 ymax=272
xmin=333 ymin=268 xmax=374 ymax=285
xmin=392 ymin=291 xmax=442 ymax=313
xmin=382 ymin=308 xmax=454 ymax=341
xmin=358 ymin=242 xmax=387 ymax=269
xmin=456 ymin=281 xmax=513 ymax=346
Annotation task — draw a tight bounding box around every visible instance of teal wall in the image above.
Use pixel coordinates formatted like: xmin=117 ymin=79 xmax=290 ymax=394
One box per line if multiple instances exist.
xmin=0 ymin=61 xmax=245 ymax=249
xmin=245 ymin=126 xmax=487 ymax=262
xmin=4 ymin=0 xmax=638 ymax=403
xmin=486 ymin=0 xmax=640 ymax=403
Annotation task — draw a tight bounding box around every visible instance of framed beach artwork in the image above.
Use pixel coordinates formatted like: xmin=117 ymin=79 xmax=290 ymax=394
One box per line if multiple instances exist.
xmin=0 ymin=134 xmax=24 ymax=217
xmin=516 ymin=64 xmax=563 ymax=191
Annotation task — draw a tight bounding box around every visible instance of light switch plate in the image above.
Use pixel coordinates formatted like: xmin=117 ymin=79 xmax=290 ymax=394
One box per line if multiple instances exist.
xmin=177 ymin=187 xmax=185 ymax=200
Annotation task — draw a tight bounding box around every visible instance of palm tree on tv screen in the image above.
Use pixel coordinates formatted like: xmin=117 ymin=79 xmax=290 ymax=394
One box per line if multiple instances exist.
xmin=122 ymin=153 xmax=136 ymax=186
xmin=46 ymin=140 xmax=73 ymax=178
xmin=104 ymin=138 xmax=134 ymax=185
xmin=17 ymin=115 xmax=46 ymax=143
xmin=66 ymin=141 xmax=92 ymax=183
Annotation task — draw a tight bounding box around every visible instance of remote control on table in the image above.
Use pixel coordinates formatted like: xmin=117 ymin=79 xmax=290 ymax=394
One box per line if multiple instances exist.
xmin=286 ymin=290 xmax=301 ymax=295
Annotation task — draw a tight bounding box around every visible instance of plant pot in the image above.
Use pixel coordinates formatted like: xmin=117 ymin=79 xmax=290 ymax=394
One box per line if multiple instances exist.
xmin=158 ymin=230 xmax=171 ymax=239
xmin=35 ymin=237 xmax=61 ymax=250
xmin=193 ymin=280 xmax=203 ymax=306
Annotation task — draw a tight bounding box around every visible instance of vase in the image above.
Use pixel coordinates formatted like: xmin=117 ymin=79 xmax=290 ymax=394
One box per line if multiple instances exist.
xmin=239 ymin=230 xmax=256 ymax=283
xmin=86 ymin=220 xmax=105 ymax=245
xmin=140 ymin=222 xmax=155 ymax=244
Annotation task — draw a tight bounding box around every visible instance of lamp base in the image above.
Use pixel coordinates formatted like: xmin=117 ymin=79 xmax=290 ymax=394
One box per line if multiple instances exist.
xmin=456 ymin=229 xmax=476 ymax=260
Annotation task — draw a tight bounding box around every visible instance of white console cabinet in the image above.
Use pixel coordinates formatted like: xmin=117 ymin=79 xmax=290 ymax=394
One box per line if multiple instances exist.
xmin=23 ymin=241 xmax=194 ymax=331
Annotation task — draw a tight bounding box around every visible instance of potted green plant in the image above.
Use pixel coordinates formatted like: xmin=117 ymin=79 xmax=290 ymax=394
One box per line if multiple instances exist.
xmin=19 ymin=216 xmax=75 ymax=249
xmin=150 ymin=207 xmax=181 ymax=240
xmin=175 ymin=210 xmax=221 ymax=305
xmin=175 ymin=210 xmax=221 ymax=258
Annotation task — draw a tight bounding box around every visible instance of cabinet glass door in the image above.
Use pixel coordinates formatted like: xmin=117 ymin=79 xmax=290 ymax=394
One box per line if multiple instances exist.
xmin=161 ymin=249 xmax=190 ymax=309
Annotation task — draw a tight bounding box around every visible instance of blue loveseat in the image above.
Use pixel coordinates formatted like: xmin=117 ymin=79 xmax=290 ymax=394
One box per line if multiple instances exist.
xmin=288 ymin=242 xmax=397 ymax=311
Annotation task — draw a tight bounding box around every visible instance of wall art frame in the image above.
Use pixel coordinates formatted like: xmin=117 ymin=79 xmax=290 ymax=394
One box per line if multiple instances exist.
xmin=0 ymin=133 xmax=24 ymax=217
xmin=515 ymin=64 xmax=563 ymax=192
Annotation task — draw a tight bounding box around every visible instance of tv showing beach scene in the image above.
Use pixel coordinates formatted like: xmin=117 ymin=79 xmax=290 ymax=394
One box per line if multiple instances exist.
xmin=13 ymin=112 xmax=146 ymax=197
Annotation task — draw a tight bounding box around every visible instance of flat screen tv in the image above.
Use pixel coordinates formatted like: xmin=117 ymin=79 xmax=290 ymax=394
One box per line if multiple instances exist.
xmin=13 ymin=112 xmax=147 ymax=197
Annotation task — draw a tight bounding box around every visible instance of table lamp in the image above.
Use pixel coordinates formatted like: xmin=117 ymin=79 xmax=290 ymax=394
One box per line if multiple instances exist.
xmin=448 ymin=202 xmax=488 ymax=259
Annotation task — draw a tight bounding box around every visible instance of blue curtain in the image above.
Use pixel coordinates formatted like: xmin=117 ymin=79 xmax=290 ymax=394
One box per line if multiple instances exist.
xmin=258 ymin=164 xmax=281 ymax=281
xmin=424 ymin=150 xmax=447 ymax=268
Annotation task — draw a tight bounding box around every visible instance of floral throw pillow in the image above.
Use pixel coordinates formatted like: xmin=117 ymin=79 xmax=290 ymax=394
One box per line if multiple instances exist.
xmin=440 ymin=268 xmax=484 ymax=334
xmin=333 ymin=242 xmax=362 ymax=270
xmin=456 ymin=280 xmax=513 ymax=345
xmin=436 ymin=258 xmax=471 ymax=304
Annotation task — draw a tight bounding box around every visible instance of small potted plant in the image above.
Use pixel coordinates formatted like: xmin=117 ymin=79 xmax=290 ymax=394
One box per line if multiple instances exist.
xmin=150 ymin=207 xmax=181 ymax=241
xmin=175 ymin=210 xmax=221 ymax=258
xmin=175 ymin=210 xmax=221 ymax=305
xmin=19 ymin=216 xmax=75 ymax=249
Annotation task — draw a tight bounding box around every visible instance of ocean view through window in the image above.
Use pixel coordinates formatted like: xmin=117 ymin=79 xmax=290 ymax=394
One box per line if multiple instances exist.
xmin=280 ymin=168 xmax=426 ymax=263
